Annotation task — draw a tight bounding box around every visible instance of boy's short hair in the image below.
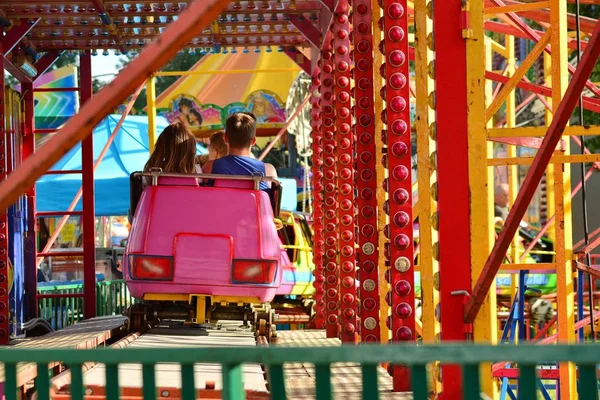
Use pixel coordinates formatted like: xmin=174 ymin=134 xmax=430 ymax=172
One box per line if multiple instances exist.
xmin=225 ymin=113 xmax=256 ymax=149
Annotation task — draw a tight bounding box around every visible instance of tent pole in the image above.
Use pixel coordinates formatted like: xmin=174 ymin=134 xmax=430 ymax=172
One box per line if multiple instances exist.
xmin=147 ymin=75 xmax=157 ymax=153
xmin=81 ymin=51 xmax=97 ymax=319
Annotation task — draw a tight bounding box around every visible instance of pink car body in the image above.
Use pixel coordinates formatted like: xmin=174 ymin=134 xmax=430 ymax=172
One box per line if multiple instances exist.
xmin=124 ymin=176 xmax=283 ymax=303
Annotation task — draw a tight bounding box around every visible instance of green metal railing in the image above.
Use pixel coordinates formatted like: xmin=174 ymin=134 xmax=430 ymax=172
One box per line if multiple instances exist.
xmin=1 ymin=344 xmax=599 ymax=400
xmin=37 ymin=280 xmax=137 ymax=330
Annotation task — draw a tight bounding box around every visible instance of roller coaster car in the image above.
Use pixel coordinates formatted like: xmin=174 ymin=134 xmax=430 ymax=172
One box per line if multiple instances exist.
xmin=274 ymin=211 xmax=316 ymax=315
xmin=124 ymin=170 xmax=284 ymax=337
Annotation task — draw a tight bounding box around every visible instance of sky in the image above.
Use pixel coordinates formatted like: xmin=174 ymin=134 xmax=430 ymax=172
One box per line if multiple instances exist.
xmin=91 ymin=51 xmax=126 ymax=83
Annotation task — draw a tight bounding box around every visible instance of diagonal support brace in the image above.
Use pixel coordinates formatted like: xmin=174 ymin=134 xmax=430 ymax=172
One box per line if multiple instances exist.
xmin=465 ymin=18 xmax=600 ymax=325
xmin=3 ymin=18 xmax=40 ymax=55
xmin=283 ymin=46 xmax=312 ymax=74
xmin=33 ymin=51 xmax=62 ymax=82
xmin=289 ymin=15 xmax=321 ymax=51
xmin=0 ymin=0 xmax=230 ymax=212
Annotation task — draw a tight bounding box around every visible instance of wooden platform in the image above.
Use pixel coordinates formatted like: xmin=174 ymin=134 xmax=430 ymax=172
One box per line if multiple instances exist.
xmin=2 ymin=316 xmax=127 ymax=387
xmin=273 ymin=330 xmax=413 ymax=399
xmin=59 ymin=321 xmax=268 ymax=396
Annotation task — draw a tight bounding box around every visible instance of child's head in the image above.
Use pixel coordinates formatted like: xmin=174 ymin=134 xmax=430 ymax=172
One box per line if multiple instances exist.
xmin=145 ymin=121 xmax=197 ymax=174
xmin=225 ymin=113 xmax=257 ymax=151
xmin=208 ymin=131 xmax=228 ymax=160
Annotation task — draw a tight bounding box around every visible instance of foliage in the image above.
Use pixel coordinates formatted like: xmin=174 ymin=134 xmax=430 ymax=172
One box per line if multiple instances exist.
xmin=568 ymin=4 xmax=600 ymax=152
xmin=116 ymin=50 xmax=204 ymax=112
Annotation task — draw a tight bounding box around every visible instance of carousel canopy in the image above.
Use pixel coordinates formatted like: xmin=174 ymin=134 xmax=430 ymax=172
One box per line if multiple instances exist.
xmin=154 ymin=49 xmax=302 ymax=137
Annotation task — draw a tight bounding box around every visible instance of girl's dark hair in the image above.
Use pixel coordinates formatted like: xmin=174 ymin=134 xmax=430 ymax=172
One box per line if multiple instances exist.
xmin=178 ymin=98 xmax=194 ymax=112
xmin=189 ymin=108 xmax=203 ymax=125
xmin=144 ymin=121 xmax=197 ymax=174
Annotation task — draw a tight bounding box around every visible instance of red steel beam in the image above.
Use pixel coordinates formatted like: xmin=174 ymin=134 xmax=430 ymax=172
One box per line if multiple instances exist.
xmin=321 ymin=45 xmax=339 ymax=339
xmin=1 ymin=53 xmax=32 ymax=83
xmin=80 ymin=52 xmax=96 ymax=320
xmin=283 ymin=46 xmax=312 ymax=74
xmin=484 ymin=0 xmax=598 ymax=33
xmin=575 ymin=226 xmax=600 ymax=253
xmin=382 ymin=0 xmax=416 ymax=390
xmin=21 ymin=81 xmax=38 ymax=320
xmin=489 ymin=0 xmax=600 ymax=99
xmin=465 ymin=18 xmax=600 ymax=325
xmin=486 ymin=71 xmax=600 ymax=113
xmin=319 ymin=7 xmax=334 ymax=48
xmin=33 ymin=51 xmax=61 ymax=82
xmin=3 ymin=18 xmax=39 ymax=55
xmin=0 ymin=0 xmax=232 ymax=212
xmin=310 ymin=68 xmax=326 ymax=329
xmin=289 ymin=15 xmax=321 ymax=51
xmin=0 ymin=31 xmax=10 ymax=343
xmin=332 ymin=0 xmax=357 ymax=344
xmin=433 ymin=0 xmax=471 ymax=397
xmin=488 ymin=136 xmax=566 ymax=150
xmin=484 ymin=21 xmax=587 ymax=52
xmin=351 ymin=0 xmax=380 ymax=343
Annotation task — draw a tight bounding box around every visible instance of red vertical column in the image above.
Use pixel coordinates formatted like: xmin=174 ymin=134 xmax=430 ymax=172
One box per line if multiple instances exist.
xmin=433 ymin=1 xmax=470 ymax=398
xmin=321 ymin=46 xmax=340 ymax=338
xmin=333 ymin=0 xmax=358 ymax=344
xmin=22 ymin=82 xmax=38 ymax=320
xmin=80 ymin=52 xmax=97 ymax=319
xmin=351 ymin=0 xmax=380 ymax=343
xmin=311 ymin=68 xmax=326 ymax=329
xmin=0 ymin=34 xmax=10 ymax=343
xmin=381 ymin=0 xmax=415 ymax=390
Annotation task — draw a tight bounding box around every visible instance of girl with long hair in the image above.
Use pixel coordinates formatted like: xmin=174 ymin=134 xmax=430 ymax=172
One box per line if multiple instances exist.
xmin=144 ymin=121 xmax=201 ymax=175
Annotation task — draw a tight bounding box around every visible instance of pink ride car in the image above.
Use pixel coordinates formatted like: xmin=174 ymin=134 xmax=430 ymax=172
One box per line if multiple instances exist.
xmin=124 ymin=171 xmax=284 ymax=305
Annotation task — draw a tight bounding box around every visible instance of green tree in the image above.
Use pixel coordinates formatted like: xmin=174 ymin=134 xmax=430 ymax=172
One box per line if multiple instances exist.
xmin=568 ymin=4 xmax=600 ymax=152
xmin=116 ymin=50 xmax=204 ymax=112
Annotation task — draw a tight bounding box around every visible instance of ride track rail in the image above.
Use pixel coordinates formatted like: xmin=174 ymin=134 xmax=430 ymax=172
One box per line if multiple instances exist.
xmin=32 ymin=320 xmax=410 ymax=400
xmin=50 ymin=321 xmax=274 ymax=400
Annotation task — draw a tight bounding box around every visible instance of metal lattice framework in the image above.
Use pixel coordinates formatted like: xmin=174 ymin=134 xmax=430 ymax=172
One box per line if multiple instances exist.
xmin=352 ymin=0 xmax=380 ymax=343
xmin=1 ymin=1 xmax=600 ymax=398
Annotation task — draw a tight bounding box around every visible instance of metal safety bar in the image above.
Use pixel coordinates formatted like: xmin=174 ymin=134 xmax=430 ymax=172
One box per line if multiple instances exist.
xmin=137 ymin=169 xmax=280 ymax=191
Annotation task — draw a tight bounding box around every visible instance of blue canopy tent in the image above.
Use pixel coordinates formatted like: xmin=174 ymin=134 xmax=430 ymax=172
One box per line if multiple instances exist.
xmin=36 ymin=115 xmax=208 ymax=216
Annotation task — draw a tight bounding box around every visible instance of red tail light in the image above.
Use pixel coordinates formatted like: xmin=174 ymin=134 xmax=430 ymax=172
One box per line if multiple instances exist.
xmin=232 ymin=259 xmax=277 ymax=284
xmin=129 ymin=255 xmax=174 ymax=280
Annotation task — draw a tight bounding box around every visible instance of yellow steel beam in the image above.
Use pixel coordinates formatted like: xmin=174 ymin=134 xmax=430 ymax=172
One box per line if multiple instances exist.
xmin=491 ymin=40 xmax=508 ymax=57
xmin=544 ymin=51 xmax=556 ymax=240
xmin=372 ymin=0 xmax=389 ymax=344
xmin=484 ymin=1 xmax=550 ymax=15
xmin=412 ymin=200 xmax=421 ymax=222
xmin=488 ymin=125 xmax=600 ymax=137
xmin=499 ymin=263 xmax=556 ymax=271
xmin=155 ymin=68 xmax=300 ymax=76
xmin=415 ymin=0 xmax=440 ymax=355
xmin=550 ymin=0 xmax=577 ymax=396
xmin=506 ymin=35 xmax=520 ymax=322
xmin=486 ymin=30 xmax=551 ymax=122
xmin=487 ymin=153 xmax=600 ymax=166
xmin=146 ymin=75 xmax=157 ymax=153
xmin=469 ymin=0 xmax=499 ymax=390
